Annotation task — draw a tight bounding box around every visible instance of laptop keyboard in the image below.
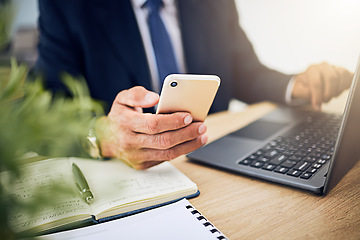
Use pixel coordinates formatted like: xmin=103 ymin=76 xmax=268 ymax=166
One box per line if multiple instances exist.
xmin=238 ymin=112 xmax=342 ymax=180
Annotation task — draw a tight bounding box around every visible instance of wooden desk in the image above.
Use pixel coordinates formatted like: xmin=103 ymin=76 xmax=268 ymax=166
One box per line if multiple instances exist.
xmin=172 ymin=98 xmax=360 ymax=239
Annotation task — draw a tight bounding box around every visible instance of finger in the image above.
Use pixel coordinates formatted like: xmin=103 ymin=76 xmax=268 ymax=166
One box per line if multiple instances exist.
xmin=102 ymin=145 xmax=165 ymax=170
xmin=150 ymin=134 xmax=208 ymax=160
xmin=138 ymin=123 xmax=206 ymax=149
xmin=113 ymin=86 xmax=159 ymax=110
xmin=123 ymin=158 xmax=164 ymax=170
xmin=321 ymin=64 xmax=339 ymax=102
xmin=128 ymin=111 xmax=194 ymax=134
xmin=136 ymin=161 xmax=164 ymax=170
xmin=332 ymin=66 xmax=343 ymax=97
xmin=335 ymin=66 xmax=354 ymax=93
xmin=127 ymin=134 xmax=208 ymax=165
xmin=308 ymin=69 xmax=323 ymax=111
xmin=113 ymin=153 xmax=164 ymax=170
xmin=134 ymin=107 xmax=143 ymax=113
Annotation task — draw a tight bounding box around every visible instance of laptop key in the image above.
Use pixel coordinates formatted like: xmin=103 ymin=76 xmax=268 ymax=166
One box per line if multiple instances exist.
xmin=312 ymin=163 xmax=322 ymax=169
xmin=289 ymin=155 xmax=302 ymax=161
xmin=265 ymin=149 xmax=279 ymax=158
xmin=296 ymin=151 xmax=308 ymax=157
xmin=258 ymin=157 xmax=270 ymax=163
xmin=269 ymin=155 xmax=287 ymax=165
xmin=300 ymin=172 xmax=312 ymax=179
xmin=310 ymin=152 xmax=322 ymax=158
xmin=306 ymin=168 xmax=317 ymax=174
xmin=250 ymin=161 xmax=264 ymax=168
xmin=281 ymin=160 xmax=297 ymax=168
xmin=317 ymin=159 xmax=326 ymax=164
xmin=239 ymin=159 xmax=252 ymax=165
xmin=303 ymin=156 xmax=317 ymax=162
xmin=293 ymin=161 xmax=311 ymax=171
xmin=274 ymin=166 xmax=288 ymax=174
xmin=248 ymin=154 xmax=257 ymax=160
xmin=262 ymin=164 xmax=276 ymax=171
xmin=287 ymin=169 xmax=302 ymax=177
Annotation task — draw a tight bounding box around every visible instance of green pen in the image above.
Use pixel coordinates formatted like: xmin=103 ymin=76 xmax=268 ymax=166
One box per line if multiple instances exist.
xmin=72 ymin=163 xmax=94 ymax=204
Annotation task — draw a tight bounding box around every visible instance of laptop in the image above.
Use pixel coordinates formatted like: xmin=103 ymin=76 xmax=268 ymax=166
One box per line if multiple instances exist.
xmin=187 ymin=57 xmax=360 ymax=195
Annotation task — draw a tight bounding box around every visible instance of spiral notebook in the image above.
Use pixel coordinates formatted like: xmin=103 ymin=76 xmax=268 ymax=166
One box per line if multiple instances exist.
xmin=37 ymin=198 xmax=227 ymax=240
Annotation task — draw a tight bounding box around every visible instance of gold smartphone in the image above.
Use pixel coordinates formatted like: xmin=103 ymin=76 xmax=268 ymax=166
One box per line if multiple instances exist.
xmin=156 ymin=74 xmax=221 ymax=122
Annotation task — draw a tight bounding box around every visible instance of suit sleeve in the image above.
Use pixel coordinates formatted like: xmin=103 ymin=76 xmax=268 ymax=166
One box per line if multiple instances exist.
xmin=228 ymin=1 xmax=291 ymax=104
xmin=35 ymin=0 xmax=83 ymax=93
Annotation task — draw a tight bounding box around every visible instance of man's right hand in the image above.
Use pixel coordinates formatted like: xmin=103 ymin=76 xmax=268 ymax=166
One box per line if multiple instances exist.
xmin=96 ymin=86 xmax=208 ymax=170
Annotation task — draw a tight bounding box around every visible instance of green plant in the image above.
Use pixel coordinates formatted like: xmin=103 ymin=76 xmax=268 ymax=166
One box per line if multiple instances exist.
xmin=0 ymin=60 xmax=104 ymax=239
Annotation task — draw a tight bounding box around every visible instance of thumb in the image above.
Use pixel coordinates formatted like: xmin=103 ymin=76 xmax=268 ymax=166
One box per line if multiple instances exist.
xmin=113 ymin=86 xmax=159 ymax=109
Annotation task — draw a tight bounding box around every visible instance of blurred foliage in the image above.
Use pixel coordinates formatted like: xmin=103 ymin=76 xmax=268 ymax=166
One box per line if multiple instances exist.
xmin=0 ymin=59 xmax=104 ymax=239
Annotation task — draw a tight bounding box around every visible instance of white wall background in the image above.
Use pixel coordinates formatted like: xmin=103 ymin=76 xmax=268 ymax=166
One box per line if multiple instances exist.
xmin=11 ymin=0 xmax=38 ymax=34
xmin=11 ymin=0 xmax=360 ymax=73
xmin=235 ymin=0 xmax=360 ymax=74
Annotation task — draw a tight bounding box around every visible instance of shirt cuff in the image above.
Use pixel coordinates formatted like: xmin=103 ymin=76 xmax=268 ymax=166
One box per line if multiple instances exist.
xmin=285 ymin=76 xmax=309 ymax=106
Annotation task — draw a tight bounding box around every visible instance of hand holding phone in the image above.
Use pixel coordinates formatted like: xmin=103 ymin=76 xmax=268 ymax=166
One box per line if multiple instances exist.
xmin=156 ymin=74 xmax=220 ymax=121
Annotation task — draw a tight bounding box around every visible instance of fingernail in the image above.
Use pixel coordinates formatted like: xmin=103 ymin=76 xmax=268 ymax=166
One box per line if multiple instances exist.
xmin=184 ymin=115 xmax=193 ymax=125
xmin=145 ymin=92 xmax=158 ymax=104
xmin=201 ymin=134 xmax=208 ymax=145
xmin=198 ymin=124 xmax=206 ymax=134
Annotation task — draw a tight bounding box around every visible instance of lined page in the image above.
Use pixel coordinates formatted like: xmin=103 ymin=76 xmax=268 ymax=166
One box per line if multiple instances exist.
xmin=71 ymin=158 xmax=198 ymax=219
xmin=2 ymin=159 xmax=91 ymax=233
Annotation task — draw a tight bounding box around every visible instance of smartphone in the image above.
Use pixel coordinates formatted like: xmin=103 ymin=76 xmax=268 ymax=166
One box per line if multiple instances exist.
xmin=156 ymin=74 xmax=221 ymax=122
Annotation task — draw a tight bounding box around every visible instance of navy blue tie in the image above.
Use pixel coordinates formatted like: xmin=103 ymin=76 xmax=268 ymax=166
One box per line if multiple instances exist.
xmin=146 ymin=0 xmax=179 ymax=86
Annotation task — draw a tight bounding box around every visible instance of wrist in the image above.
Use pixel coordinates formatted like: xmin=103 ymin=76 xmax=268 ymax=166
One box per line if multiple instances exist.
xmin=286 ymin=74 xmax=310 ymax=106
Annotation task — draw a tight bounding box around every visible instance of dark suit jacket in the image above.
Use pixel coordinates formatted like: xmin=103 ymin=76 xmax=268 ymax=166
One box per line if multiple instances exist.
xmin=36 ymin=0 xmax=291 ymax=113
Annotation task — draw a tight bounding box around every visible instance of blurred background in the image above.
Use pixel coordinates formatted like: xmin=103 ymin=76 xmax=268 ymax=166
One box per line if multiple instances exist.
xmin=1 ymin=0 xmax=359 ymax=74
xmin=236 ymin=0 xmax=360 ymax=74
xmin=0 ymin=0 xmax=38 ymax=66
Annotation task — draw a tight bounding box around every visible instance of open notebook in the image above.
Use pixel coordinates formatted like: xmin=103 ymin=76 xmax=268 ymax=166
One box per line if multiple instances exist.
xmin=2 ymin=158 xmax=199 ymax=235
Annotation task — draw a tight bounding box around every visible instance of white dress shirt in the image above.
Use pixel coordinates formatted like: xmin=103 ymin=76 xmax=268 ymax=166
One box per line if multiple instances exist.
xmin=131 ymin=0 xmax=186 ymax=93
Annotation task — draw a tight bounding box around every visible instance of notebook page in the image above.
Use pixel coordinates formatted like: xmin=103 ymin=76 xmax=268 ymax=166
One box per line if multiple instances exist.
xmin=37 ymin=199 xmax=227 ymax=240
xmin=71 ymin=158 xmax=198 ymax=219
xmin=2 ymin=159 xmax=91 ymax=233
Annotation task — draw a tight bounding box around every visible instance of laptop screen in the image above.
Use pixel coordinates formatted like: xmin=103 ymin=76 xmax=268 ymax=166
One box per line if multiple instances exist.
xmin=324 ymin=56 xmax=360 ymax=194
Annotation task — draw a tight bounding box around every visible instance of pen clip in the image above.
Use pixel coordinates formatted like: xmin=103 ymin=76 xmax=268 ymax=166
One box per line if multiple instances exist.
xmin=75 ymin=183 xmax=94 ymax=204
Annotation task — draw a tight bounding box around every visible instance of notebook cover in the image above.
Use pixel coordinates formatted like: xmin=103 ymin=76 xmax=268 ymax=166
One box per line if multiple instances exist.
xmin=95 ymin=190 xmax=201 ymax=223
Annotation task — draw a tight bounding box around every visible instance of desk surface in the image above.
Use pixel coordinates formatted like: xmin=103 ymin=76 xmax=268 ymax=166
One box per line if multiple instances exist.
xmin=172 ymin=96 xmax=360 ymax=239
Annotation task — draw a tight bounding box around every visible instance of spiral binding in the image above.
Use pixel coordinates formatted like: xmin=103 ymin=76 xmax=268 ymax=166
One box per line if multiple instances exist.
xmin=186 ymin=205 xmax=227 ymax=240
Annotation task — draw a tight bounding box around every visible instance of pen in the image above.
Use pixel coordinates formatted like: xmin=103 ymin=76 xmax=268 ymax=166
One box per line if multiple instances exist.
xmin=72 ymin=163 xmax=94 ymax=204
